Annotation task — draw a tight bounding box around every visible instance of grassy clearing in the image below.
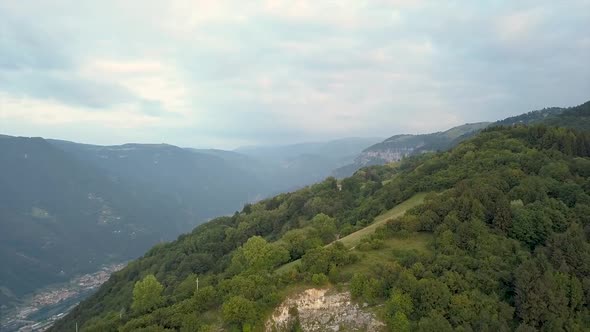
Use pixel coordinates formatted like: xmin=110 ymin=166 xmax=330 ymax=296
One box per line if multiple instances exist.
xmin=276 ymin=259 xmax=301 ymax=273
xmin=276 ymin=193 xmax=427 ymax=274
xmin=340 ymin=233 xmax=433 ymax=275
xmin=383 ymin=234 xmax=432 ymax=254
xmin=337 ymin=193 xmax=427 ymax=249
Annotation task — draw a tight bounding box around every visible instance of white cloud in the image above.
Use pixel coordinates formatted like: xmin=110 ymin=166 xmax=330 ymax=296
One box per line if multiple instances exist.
xmin=80 ymin=59 xmax=191 ymax=117
xmin=494 ymin=8 xmax=546 ymax=43
xmin=0 ymin=0 xmax=588 ymax=148
xmin=0 ymin=93 xmax=159 ymax=128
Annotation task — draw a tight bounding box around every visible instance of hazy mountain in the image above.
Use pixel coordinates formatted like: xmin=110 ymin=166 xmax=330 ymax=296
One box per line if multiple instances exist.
xmin=235 ymin=137 xmax=382 ymax=191
xmin=0 ymin=136 xmax=194 ymax=307
xmin=49 ymin=141 xmax=265 ymax=219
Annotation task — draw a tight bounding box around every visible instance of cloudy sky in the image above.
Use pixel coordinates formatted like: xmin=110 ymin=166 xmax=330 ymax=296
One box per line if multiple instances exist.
xmin=1 ymin=0 xmax=589 ymax=149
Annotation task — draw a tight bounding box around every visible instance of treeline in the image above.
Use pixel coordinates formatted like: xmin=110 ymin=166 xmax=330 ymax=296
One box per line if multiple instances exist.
xmin=495 ymin=100 xmax=590 ymax=132
xmin=52 ymin=125 xmax=590 ymax=331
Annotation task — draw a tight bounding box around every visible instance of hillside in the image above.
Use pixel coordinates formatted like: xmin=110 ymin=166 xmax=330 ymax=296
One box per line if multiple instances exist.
xmin=0 ymin=136 xmax=194 ymax=308
xmin=334 ymin=101 xmax=590 ymax=178
xmin=51 ymin=122 xmax=590 ymax=331
xmin=497 ymin=100 xmax=590 ymax=131
xmin=332 ymin=123 xmax=490 ymax=178
xmin=49 ymin=141 xmax=264 ymax=219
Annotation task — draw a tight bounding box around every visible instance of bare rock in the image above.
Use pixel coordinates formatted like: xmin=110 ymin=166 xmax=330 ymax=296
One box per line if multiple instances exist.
xmin=265 ymin=288 xmax=385 ymax=332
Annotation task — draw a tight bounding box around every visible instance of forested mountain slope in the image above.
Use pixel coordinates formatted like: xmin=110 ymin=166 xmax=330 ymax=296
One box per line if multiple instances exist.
xmin=496 ymin=100 xmax=590 ymax=130
xmin=334 ymin=101 xmax=590 ymax=178
xmin=0 ymin=136 xmax=193 ymax=307
xmin=49 ymin=140 xmax=264 ymax=219
xmin=49 ymin=137 xmax=382 ymax=219
xmin=52 ymin=123 xmax=590 ymax=331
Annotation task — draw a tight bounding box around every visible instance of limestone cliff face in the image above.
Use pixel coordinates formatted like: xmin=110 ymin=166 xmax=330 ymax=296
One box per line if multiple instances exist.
xmin=332 ymin=122 xmax=490 ymax=178
xmin=356 ymin=147 xmax=416 ymax=166
xmin=265 ymin=288 xmax=385 ymax=332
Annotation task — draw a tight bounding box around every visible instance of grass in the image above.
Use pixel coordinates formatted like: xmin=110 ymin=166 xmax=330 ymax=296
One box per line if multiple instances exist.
xmin=276 ymin=193 xmax=428 ymax=274
xmin=383 ymin=234 xmax=432 ymax=254
xmin=276 ymin=258 xmax=301 ymax=273
xmin=340 ymin=233 xmax=433 ymax=275
xmin=337 ymin=193 xmax=427 ymax=249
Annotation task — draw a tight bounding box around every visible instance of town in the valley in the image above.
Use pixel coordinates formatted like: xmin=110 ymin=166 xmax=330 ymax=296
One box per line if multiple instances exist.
xmin=1 ymin=263 xmax=125 ymax=332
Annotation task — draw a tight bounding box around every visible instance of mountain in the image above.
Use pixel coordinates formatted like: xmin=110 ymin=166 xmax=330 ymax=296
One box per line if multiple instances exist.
xmin=0 ymin=136 xmax=194 ymax=308
xmin=496 ymin=100 xmax=590 ymax=131
xmin=235 ymin=137 xmax=382 ymax=192
xmin=49 ymin=137 xmax=382 ymax=218
xmin=50 ymin=109 xmax=590 ymax=331
xmin=334 ymin=100 xmax=590 ymax=178
xmin=0 ymin=136 xmax=380 ymax=313
xmin=333 ymin=123 xmax=490 ymax=178
xmin=48 ymin=141 xmax=264 ymax=219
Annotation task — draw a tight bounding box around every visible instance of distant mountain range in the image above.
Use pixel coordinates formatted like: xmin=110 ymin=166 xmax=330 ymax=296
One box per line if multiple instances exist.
xmin=0 ymin=136 xmax=380 ymax=308
xmin=0 ymin=137 xmax=193 ymax=306
xmin=233 ymin=137 xmax=382 ymax=193
xmin=334 ymin=100 xmax=590 ymax=178
xmin=48 ymin=141 xmax=264 ymax=219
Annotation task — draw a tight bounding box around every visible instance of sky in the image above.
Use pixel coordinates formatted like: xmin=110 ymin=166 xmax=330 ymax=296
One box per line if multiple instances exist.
xmin=1 ymin=0 xmax=589 ymax=149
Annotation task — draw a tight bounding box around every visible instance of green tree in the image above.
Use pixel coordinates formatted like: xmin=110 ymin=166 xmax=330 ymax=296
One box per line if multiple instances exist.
xmin=386 ymin=289 xmax=413 ymax=329
xmin=417 ymin=313 xmax=453 ymax=332
xmin=222 ymin=296 xmax=257 ymax=328
xmin=282 ymin=229 xmax=322 ymax=259
xmin=311 ymin=213 xmax=338 ymax=244
xmin=413 ymin=279 xmax=451 ymax=317
xmin=448 ymin=294 xmax=475 ymax=326
xmin=231 ymin=236 xmax=289 ymax=272
xmin=389 ymin=312 xmax=411 ymax=332
xmin=387 ymin=289 xmax=413 ymax=316
xmin=193 ymin=286 xmax=217 ymax=312
xmin=132 ymin=274 xmax=164 ymax=314
xmin=350 ymin=273 xmax=366 ymax=299
xmin=311 ymin=273 xmax=329 ymax=285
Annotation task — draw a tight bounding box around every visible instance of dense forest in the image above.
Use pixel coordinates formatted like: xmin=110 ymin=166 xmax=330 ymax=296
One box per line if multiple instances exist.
xmin=496 ymin=101 xmax=590 ymax=131
xmin=52 ymin=104 xmax=590 ymax=331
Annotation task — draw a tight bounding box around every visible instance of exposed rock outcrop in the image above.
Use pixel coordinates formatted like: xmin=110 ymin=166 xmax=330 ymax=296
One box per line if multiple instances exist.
xmin=265 ymin=288 xmax=385 ymax=332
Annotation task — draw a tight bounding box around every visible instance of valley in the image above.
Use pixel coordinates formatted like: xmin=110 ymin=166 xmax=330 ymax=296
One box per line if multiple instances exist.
xmin=1 ymin=263 xmax=125 ymax=332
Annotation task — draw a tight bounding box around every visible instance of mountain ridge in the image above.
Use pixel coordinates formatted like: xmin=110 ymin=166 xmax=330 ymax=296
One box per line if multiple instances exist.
xmin=334 ymin=101 xmax=590 ymax=178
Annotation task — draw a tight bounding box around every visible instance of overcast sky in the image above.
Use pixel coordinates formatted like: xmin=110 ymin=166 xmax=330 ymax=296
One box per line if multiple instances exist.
xmin=1 ymin=0 xmax=589 ymax=149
